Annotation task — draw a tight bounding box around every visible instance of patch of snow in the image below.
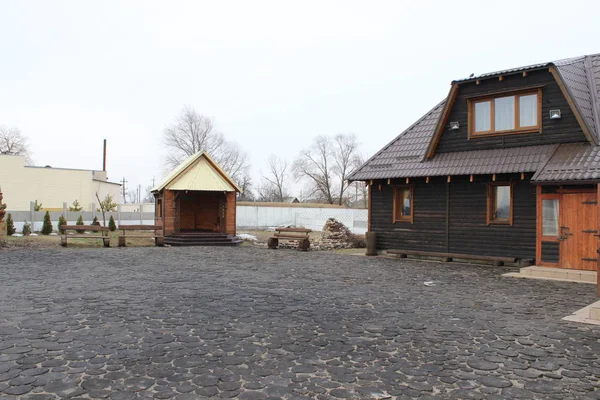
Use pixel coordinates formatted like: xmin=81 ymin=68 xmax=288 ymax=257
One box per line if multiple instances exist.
xmin=29 ymin=233 xmax=38 ymax=236
xmin=237 ymin=233 xmax=258 ymax=241
xmin=50 ymin=232 xmax=58 ymax=236
xmin=12 ymin=233 xmax=23 ymax=237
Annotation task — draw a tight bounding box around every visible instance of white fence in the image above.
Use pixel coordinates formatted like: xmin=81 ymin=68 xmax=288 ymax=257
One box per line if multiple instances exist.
xmin=7 ymin=203 xmax=368 ymax=234
xmin=237 ymin=205 xmax=367 ymax=234
xmin=6 ymin=202 xmax=156 ymax=232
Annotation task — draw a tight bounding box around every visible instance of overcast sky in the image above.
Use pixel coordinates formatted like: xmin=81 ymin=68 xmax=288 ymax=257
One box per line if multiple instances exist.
xmin=1 ymin=0 xmax=599 ymax=199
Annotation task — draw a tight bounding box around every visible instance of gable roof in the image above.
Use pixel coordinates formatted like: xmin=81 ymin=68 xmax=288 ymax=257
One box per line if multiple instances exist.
xmin=424 ymin=54 xmax=600 ymax=158
xmin=152 ymin=151 xmax=242 ymax=193
xmin=349 ymin=53 xmax=600 ymax=183
xmin=347 ymin=97 xmax=557 ymax=180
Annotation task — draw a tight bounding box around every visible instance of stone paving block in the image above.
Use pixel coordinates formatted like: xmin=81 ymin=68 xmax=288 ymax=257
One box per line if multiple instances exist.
xmin=0 ymin=247 xmax=598 ymax=399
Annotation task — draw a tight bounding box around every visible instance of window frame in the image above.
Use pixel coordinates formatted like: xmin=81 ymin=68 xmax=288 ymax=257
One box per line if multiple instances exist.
xmin=468 ymin=88 xmax=542 ymax=138
xmin=393 ymin=185 xmax=414 ymax=224
xmin=487 ymin=183 xmax=513 ymax=226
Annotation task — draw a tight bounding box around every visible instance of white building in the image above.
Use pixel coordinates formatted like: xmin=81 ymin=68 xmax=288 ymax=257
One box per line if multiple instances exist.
xmin=0 ymin=154 xmax=121 ymax=211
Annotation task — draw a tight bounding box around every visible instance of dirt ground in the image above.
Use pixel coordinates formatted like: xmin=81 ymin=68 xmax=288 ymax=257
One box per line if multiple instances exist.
xmin=1 ymin=231 xmax=160 ymax=250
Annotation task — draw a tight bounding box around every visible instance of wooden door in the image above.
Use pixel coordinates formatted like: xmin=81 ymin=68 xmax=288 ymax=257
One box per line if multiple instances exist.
xmin=559 ymin=192 xmax=598 ymax=270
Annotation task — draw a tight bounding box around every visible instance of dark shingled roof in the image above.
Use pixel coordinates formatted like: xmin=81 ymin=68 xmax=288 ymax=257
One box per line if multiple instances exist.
xmin=533 ymin=143 xmax=600 ymax=182
xmin=349 ymin=53 xmax=600 ymax=182
xmin=554 ymin=56 xmax=599 ymax=142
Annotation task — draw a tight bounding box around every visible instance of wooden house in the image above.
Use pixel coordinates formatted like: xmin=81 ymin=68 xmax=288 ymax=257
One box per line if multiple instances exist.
xmin=349 ymin=54 xmax=600 ymax=271
xmin=152 ymin=151 xmax=242 ymax=246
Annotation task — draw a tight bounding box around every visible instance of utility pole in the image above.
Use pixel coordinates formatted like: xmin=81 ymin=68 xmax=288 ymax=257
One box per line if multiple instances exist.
xmin=121 ymin=177 xmax=127 ymax=204
xmin=151 ymin=176 xmax=155 ymax=187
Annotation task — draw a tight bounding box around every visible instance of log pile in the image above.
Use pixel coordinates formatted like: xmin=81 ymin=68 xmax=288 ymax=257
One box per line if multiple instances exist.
xmin=312 ymin=218 xmax=364 ymax=250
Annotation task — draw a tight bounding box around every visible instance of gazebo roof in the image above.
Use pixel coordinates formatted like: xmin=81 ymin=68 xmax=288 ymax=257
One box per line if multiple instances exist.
xmin=152 ymin=151 xmax=242 ymax=193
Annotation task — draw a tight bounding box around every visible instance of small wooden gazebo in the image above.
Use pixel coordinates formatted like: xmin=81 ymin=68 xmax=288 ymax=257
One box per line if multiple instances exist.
xmin=152 ymin=151 xmax=242 ymax=246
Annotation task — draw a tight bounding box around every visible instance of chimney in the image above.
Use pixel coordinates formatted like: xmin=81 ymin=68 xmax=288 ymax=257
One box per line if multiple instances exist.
xmin=103 ymin=139 xmax=107 ymax=172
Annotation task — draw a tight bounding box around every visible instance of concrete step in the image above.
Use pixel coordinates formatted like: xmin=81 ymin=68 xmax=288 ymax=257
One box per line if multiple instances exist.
xmin=590 ymin=304 xmax=600 ymax=320
xmin=503 ymin=266 xmax=596 ymax=284
xmin=563 ymin=300 xmax=600 ymax=326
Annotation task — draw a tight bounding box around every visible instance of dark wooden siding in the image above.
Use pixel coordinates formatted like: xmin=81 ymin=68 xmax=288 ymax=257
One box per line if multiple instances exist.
xmin=371 ymin=174 xmax=537 ymax=261
xmin=371 ymin=177 xmax=447 ymax=252
xmin=541 ymin=241 xmax=560 ymax=263
xmin=447 ymin=175 xmax=536 ymax=259
xmin=436 ymin=69 xmax=588 ymax=153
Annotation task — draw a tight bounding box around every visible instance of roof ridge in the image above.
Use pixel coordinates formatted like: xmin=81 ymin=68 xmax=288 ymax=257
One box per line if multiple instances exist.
xmin=348 ymin=99 xmax=445 ymax=181
xmin=584 ymin=55 xmax=600 ymax=139
xmin=455 ymin=53 xmax=600 ymax=83
xmin=531 ymin=143 xmax=561 ymax=181
xmin=551 ymin=55 xmax=586 ymax=66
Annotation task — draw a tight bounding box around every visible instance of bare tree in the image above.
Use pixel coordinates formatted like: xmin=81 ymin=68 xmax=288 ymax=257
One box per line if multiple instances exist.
xmin=142 ymin=186 xmax=155 ymax=203
xmin=348 ymin=181 xmax=368 ymax=208
xmin=163 ymin=106 xmax=250 ymax=184
xmin=127 ymin=189 xmax=140 ymax=204
xmin=214 ymin=141 xmax=251 ymax=184
xmin=293 ymin=136 xmax=334 ymax=203
xmin=163 ymin=106 xmax=224 ymax=169
xmin=237 ymin=170 xmax=254 ymax=201
xmin=293 ymin=133 xmax=361 ymax=205
xmin=257 ymin=155 xmax=289 ymax=202
xmin=0 ymin=126 xmax=33 ymax=164
xmin=332 ymin=133 xmax=361 ymax=206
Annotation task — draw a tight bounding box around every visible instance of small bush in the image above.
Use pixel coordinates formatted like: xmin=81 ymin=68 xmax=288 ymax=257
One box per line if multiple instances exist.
xmin=22 ymin=222 xmax=31 ymax=236
xmin=76 ymin=215 xmax=85 ymax=233
xmin=58 ymin=215 xmax=67 ymax=234
xmin=92 ymin=216 xmax=100 ymax=226
xmin=6 ymin=213 xmax=15 ymax=236
xmin=108 ymin=215 xmax=116 ymax=231
xmin=68 ymin=200 xmax=83 ymax=212
xmin=41 ymin=211 xmax=53 ymax=235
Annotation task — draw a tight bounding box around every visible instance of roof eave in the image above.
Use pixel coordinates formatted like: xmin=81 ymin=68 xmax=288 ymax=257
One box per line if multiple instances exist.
xmin=531 ymin=178 xmax=600 ymax=185
xmin=424 ymin=84 xmax=459 ymax=159
xmin=549 ymin=64 xmax=598 ymax=145
xmin=201 ymin=152 xmax=243 ymax=193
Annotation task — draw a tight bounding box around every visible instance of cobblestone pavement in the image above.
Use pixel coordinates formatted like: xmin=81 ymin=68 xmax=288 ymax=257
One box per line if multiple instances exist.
xmin=1 ymin=247 xmax=600 ymax=399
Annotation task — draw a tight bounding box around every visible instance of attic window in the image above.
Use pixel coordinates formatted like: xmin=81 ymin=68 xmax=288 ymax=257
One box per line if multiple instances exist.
xmin=469 ymin=89 xmax=541 ymax=137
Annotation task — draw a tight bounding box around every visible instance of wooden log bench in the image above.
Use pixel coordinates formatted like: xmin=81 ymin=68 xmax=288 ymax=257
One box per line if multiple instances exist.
xmin=387 ymin=249 xmax=516 ymax=266
xmin=60 ymin=225 xmax=110 ymax=247
xmin=268 ymin=228 xmax=312 ymax=251
xmin=118 ymin=225 xmax=164 ymax=247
